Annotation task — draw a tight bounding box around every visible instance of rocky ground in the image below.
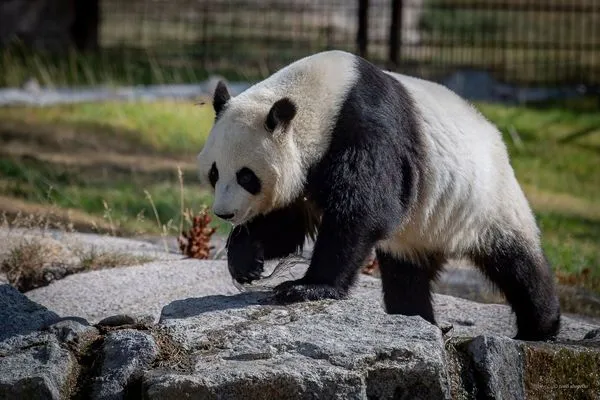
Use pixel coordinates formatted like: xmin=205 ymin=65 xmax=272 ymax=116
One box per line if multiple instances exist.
xmin=1 ymin=228 xmax=599 ymax=399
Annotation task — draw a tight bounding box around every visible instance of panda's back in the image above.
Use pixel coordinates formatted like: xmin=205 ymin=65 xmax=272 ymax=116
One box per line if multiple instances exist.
xmin=380 ymin=71 xmax=537 ymax=254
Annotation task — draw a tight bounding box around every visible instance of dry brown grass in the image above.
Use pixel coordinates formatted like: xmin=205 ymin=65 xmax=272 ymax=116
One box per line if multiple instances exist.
xmin=1 ymin=239 xmax=56 ymax=291
xmin=524 ymin=185 xmax=600 ymax=221
xmin=76 ymin=246 xmax=153 ymax=271
xmin=0 ymin=209 xmax=155 ymax=291
xmin=0 ymin=236 xmax=153 ymax=291
xmin=1 ymin=145 xmax=196 ymax=174
xmin=0 ymin=196 xmax=118 ymax=234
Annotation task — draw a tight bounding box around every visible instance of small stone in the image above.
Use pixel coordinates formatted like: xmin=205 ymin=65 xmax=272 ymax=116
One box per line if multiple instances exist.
xmin=47 ymin=318 xmax=99 ymax=349
xmin=97 ymin=314 xmax=155 ymax=328
xmin=97 ymin=314 xmax=137 ymax=327
xmin=439 ymin=321 xmax=454 ymax=335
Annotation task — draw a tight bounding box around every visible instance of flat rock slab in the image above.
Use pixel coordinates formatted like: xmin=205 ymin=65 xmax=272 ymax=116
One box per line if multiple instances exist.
xmin=148 ymin=290 xmax=451 ymax=400
xmin=25 ymin=258 xmax=599 ymax=341
xmin=27 ymin=260 xmax=239 ymax=324
xmin=142 ymin=275 xmax=600 ymax=400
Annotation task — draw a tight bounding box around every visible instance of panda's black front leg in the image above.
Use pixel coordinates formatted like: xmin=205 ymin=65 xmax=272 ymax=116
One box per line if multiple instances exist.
xmin=226 ymin=225 xmax=265 ymax=284
xmin=226 ymin=199 xmax=315 ymax=284
xmin=274 ymin=212 xmax=376 ymax=302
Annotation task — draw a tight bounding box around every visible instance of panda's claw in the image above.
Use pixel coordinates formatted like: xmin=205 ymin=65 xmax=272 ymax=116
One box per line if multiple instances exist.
xmin=234 ymin=268 xmax=263 ymax=284
xmin=274 ymin=280 xmax=347 ymax=304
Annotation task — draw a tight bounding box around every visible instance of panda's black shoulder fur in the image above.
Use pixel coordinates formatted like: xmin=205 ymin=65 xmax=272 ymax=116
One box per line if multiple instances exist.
xmin=305 ymin=55 xmax=424 ymax=232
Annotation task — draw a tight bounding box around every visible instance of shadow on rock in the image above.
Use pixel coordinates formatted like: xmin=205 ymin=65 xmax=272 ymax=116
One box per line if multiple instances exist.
xmin=0 ymin=284 xmax=63 ymax=342
xmin=159 ymin=291 xmax=275 ymax=321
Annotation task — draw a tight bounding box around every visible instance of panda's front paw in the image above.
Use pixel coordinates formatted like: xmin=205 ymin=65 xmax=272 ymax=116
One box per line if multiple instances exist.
xmin=274 ymin=280 xmax=347 ymax=303
xmin=226 ymin=225 xmax=264 ymax=284
xmin=228 ymin=255 xmax=264 ymax=284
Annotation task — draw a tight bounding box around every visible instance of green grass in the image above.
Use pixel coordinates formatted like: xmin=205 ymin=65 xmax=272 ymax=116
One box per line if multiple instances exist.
xmin=0 ymin=100 xmax=229 ymax=236
xmin=0 ymin=100 xmax=598 ymax=294
xmin=477 ymin=104 xmax=600 ymax=202
xmin=0 ymin=101 xmax=215 ymax=154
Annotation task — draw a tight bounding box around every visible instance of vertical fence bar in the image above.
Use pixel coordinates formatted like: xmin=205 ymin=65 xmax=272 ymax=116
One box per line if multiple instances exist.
xmin=357 ymin=0 xmax=369 ymax=58
xmin=389 ymin=0 xmax=403 ymax=67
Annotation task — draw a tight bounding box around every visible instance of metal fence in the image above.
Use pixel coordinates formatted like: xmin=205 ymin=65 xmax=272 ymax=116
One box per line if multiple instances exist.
xmin=100 ymin=0 xmax=600 ymax=88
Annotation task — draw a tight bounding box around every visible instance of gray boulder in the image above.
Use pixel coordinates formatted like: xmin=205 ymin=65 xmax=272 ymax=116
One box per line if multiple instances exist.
xmin=91 ymin=330 xmax=159 ymax=400
xmin=465 ymin=335 xmax=525 ymax=400
xmin=0 ymin=284 xmax=60 ymax=341
xmin=141 ymin=274 xmax=599 ymax=399
xmin=2 ymin=255 xmax=599 ymax=399
xmin=46 ymin=318 xmax=99 ymax=352
xmin=148 ymin=290 xmax=451 ymax=400
xmin=0 ymin=332 xmax=76 ymax=400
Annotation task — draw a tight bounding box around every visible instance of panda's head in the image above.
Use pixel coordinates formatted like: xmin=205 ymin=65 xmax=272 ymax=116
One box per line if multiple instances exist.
xmin=197 ymin=81 xmax=304 ymax=225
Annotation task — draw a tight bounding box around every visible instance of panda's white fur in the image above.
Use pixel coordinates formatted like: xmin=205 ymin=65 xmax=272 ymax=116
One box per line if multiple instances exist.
xmin=197 ymin=50 xmax=560 ymax=341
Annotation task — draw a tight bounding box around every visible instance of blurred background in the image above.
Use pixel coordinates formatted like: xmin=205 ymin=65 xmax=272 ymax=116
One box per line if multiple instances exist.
xmin=0 ymin=0 xmax=598 ymax=303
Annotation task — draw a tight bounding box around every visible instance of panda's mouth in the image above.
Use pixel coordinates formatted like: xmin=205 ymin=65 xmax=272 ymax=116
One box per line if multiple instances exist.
xmin=231 ymin=207 xmax=254 ymax=226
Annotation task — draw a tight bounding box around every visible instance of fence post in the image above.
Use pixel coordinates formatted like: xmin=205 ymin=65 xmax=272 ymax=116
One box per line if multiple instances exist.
xmin=389 ymin=0 xmax=403 ymax=66
xmin=357 ymin=0 xmax=369 ymax=57
xmin=70 ymin=0 xmax=100 ymax=51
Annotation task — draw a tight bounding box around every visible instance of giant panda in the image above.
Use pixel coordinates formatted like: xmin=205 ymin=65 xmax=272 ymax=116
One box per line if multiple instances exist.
xmin=196 ymin=50 xmax=561 ymax=341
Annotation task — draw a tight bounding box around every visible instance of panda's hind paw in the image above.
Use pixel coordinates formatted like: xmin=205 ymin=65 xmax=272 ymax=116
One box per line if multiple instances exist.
xmin=274 ymin=280 xmax=347 ymax=304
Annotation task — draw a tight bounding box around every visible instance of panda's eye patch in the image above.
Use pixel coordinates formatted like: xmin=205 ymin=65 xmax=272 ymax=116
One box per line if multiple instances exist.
xmin=209 ymin=162 xmax=219 ymax=187
xmin=236 ymin=167 xmax=261 ymax=195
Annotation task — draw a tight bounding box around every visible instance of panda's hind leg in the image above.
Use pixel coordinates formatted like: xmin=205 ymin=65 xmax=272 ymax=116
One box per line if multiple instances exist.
xmin=469 ymin=228 xmax=561 ymax=341
xmin=376 ymin=249 xmax=445 ymax=325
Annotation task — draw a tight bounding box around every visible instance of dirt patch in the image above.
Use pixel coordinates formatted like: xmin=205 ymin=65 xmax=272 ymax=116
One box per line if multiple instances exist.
xmin=0 ymin=144 xmax=196 ymax=177
xmin=0 ymin=120 xmax=157 ymax=156
xmin=69 ymin=334 xmax=106 ymax=400
xmin=76 ymin=247 xmax=154 ymax=272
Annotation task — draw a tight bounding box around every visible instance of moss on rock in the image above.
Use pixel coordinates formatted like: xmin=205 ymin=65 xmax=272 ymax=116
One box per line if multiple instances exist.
xmin=524 ymin=343 xmax=600 ymax=399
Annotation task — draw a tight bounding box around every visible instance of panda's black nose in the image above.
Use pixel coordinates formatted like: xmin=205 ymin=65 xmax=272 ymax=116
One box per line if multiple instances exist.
xmin=215 ymin=212 xmax=234 ymax=220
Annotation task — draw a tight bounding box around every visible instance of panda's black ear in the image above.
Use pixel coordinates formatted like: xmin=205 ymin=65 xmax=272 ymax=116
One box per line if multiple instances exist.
xmin=213 ymin=81 xmax=231 ymax=117
xmin=265 ymin=98 xmax=297 ymax=134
